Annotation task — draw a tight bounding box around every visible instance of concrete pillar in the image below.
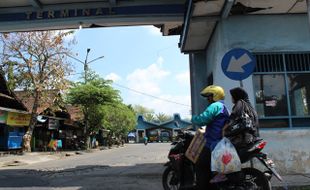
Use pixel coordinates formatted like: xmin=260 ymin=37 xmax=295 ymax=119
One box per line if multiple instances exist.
xmin=189 ymin=52 xmax=208 ymax=116
xmin=307 ymin=0 xmax=310 ymax=29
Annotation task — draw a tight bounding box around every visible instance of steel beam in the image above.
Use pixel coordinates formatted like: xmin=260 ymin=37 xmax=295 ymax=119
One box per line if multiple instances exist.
xmin=0 ymin=15 xmax=183 ymax=32
xmin=0 ymin=0 xmax=185 ymax=32
xmin=109 ymin=0 xmax=117 ymax=5
xmin=191 ymin=15 xmax=219 ymax=23
xmin=29 ymin=0 xmax=42 ymax=9
xmin=180 ymin=0 xmax=193 ymax=52
xmin=221 ymin=0 xmax=235 ymax=19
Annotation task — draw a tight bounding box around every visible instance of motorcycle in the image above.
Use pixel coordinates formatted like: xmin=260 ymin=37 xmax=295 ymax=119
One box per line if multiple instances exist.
xmin=162 ymin=127 xmax=283 ymax=190
xmin=162 ymin=127 xmax=196 ymax=190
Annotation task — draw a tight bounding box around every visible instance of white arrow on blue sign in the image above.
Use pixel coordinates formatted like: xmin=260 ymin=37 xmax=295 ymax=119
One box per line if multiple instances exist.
xmin=221 ymin=48 xmax=256 ymax=81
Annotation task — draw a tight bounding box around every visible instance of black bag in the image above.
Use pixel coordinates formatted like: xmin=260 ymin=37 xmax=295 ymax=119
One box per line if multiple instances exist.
xmin=235 ymin=112 xmax=253 ymax=131
xmin=226 ymin=100 xmax=255 ymax=136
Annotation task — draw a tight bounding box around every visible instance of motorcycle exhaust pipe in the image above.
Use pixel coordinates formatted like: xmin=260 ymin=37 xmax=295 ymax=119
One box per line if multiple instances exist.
xmin=264 ymin=171 xmax=272 ymax=180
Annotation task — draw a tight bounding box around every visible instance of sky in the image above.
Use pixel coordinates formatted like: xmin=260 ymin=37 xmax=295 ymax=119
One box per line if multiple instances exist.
xmin=67 ymin=26 xmax=191 ymax=119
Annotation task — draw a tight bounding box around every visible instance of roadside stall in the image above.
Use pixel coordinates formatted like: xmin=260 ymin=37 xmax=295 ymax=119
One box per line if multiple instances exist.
xmin=0 ymin=109 xmax=31 ymax=150
xmin=127 ymin=132 xmax=136 ymax=143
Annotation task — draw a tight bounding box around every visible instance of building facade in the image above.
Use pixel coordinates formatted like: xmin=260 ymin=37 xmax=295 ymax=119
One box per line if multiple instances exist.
xmin=135 ymin=114 xmax=191 ymax=143
xmin=181 ymin=2 xmax=310 ymax=174
xmin=0 ymin=0 xmax=309 ymax=174
xmin=0 ymin=74 xmax=29 ymax=150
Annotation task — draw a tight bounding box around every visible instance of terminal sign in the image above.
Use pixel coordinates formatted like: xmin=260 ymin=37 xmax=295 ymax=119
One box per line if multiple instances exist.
xmin=221 ymin=48 xmax=256 ymax=81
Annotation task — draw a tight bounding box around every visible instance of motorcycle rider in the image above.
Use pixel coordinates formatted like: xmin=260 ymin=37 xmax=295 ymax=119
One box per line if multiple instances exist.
xmin=191 ymin=85 xmax=229 ymax=190
xmin=143 ymin=135 xmax=148 ymax=145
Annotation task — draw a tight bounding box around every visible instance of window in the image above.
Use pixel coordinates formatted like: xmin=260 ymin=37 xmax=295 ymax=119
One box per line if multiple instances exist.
xmin=253 ymin=53 xmax=310 ymax=128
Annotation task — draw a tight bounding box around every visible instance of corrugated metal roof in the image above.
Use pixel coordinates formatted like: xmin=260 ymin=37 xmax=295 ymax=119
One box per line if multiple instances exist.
xmin=0 ymin=74 xmax=28 ymax=112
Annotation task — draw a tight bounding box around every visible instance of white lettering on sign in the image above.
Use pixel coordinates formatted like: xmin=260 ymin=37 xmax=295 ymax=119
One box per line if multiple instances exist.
xmin=265 ymin=100 xmax=277 ymax=107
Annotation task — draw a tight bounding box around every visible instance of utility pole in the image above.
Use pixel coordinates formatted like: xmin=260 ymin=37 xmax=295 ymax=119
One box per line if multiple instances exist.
xmin=84 ymin=48 xmax=90 ymax=83
xmin=67 ymin=49 xmax=104 ymax=148
xmin=67 ymin=48 xmax=104 ymax=83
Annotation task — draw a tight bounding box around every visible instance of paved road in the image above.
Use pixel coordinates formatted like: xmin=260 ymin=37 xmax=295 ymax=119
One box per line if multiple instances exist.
xmin=0 ymin=143 xmax=172 ymax=190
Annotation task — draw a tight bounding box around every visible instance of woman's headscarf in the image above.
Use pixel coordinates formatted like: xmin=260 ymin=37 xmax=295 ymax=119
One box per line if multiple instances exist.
xmin=230 ymin=87 xmax=251 ymax=105
xmin=230 ymin=87 xmax=258 ymax=124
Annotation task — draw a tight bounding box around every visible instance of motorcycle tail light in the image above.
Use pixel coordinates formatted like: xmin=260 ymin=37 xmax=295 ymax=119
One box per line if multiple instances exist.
xmin=256 ymin=141 xmax=267 ymax=149
xmin=169 ymin=153 xmax=183 ymax=160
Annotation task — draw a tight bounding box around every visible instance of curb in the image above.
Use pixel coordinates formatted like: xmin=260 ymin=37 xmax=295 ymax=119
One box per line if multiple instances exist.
xmin=0 ymin=146 xmax=124 ymax=168
xmin=273 ymin=186 xmax=310 ymax=190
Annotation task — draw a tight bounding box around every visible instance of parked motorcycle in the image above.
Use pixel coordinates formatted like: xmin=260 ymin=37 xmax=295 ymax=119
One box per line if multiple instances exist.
xmin=162 ymin=127 xmax=283 ymax=190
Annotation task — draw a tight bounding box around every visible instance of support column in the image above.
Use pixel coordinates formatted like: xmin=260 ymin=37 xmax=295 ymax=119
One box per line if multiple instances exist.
xmin=189 ymin=52 xmax=208 ymax=117
xmin=306 ymin=1 xmax=310 ymax=120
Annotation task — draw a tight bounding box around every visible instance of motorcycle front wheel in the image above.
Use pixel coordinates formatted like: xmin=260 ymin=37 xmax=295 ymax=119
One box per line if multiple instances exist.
xmin=162 ymin=166 xmax=180 ymax=190
xmin=243 ymin=168 xmax=272 ymax=190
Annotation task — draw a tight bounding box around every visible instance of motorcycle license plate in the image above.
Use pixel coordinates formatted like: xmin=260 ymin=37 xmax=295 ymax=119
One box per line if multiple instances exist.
xmin=265 ymin=158 xmax=275 ymax=167
xmin=264 ymin=158 xmax=283 ymax=181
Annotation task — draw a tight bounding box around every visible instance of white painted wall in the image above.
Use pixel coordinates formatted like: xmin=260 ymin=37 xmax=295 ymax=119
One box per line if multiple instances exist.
xmin=260 ymin=129 xmax=310 ymax=174
xmin=205 ymin=14 xmax=310 ymax=174
xmin=207 ymin=14 xmax=310 ymax=110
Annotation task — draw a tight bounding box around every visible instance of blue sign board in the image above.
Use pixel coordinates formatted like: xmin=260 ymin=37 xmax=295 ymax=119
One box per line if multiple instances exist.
xmin=0 ymin=4 xmax=185 ymax=22
xmin=221 ymin=48 xmax=256 ymax=81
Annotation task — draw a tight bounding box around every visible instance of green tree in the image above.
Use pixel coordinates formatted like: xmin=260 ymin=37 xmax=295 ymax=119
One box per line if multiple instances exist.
xmin=133 ymin=105 xmax=155 ymax=122
xmin=155 ymin=112 xmax=172 ymax=123
xmin=2 ymin=60 xmax=18 ymax=90
xmin=66 ymin=73 xmax=120 ymax=149
xmin=101 ymin=103 xmax=137 ymax=138
xmin=0 ymin=31 xmax=74 ymax=152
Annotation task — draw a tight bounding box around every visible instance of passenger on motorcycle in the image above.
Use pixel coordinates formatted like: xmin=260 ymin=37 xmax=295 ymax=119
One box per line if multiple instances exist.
xmin=191 ymin=85 xmax=229 ymax=190
xmin=223 ymin=87 xmax=259 ymax=151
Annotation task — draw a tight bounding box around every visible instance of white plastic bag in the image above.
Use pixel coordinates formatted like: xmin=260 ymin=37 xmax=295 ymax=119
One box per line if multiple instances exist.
xmin=211 ymin=137 xmax=241 ymax=174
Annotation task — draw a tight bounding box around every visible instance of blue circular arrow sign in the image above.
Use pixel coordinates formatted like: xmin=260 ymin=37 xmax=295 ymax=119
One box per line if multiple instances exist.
xmin=221 ymin=48 xmax=256 ymax=81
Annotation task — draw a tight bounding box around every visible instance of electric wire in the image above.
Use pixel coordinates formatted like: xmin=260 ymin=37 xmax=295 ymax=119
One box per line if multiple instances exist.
xmin=112 ymin=82 xmax=191 ymax=107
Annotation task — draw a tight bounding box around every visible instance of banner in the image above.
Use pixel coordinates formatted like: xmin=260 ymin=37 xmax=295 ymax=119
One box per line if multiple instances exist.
xmin=7 ymin=112 xmax=31 ymax=126
xmin=48 ymin=118 xmax=60 ymax=130
xmin=0 ymin=110 xmax=7 ymax=124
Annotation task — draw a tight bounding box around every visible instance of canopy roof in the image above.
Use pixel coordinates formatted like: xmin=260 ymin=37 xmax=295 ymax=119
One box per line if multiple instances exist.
xmin=180 ymin=0 xmax=308 ymax=53
xmin=0 ymin=0 xmax=307 ymax=52
xmin=0 ymin=0 xmax=186 ymax=35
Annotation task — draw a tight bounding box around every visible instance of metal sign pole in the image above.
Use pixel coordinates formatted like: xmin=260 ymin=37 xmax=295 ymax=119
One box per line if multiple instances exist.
xmin=239 ymin=80 xmax=243 ymax=88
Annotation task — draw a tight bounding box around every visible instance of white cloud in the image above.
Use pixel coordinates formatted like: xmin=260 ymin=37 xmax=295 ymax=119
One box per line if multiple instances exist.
xmin=123 ymin=57 xmax=191 ymax=119
xmin=143 ymin=26 xmax=162 ymax=36
xmin=157 ymin=56 xmax=164 ymax=67
xmin=125 ymin=93 xmax=191 ymax=119
xmin=147 ymin=94 xmax=191 ymax=119
xmin=126 ymin=56 xmax=170 ymax=95
xmin=105 ymin=73 xmax=122 ymax=82
xmin=176 ymin=71 xmax=190 ymax=86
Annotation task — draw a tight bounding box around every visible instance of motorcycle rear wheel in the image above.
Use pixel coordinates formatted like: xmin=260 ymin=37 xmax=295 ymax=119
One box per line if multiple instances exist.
xmin=162 ymin=166 xmax=180 ymax=190
xmin=242 ymin=167 xmax=271 ymax=190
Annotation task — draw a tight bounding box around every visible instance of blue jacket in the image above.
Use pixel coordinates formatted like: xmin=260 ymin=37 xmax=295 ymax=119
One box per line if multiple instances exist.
xmin=191 ymin=101 xmax=229 ymax=150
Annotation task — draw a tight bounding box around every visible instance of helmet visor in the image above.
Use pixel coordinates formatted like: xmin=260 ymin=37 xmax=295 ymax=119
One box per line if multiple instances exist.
xmin=201 ymin=92 xmax=213 ymax=98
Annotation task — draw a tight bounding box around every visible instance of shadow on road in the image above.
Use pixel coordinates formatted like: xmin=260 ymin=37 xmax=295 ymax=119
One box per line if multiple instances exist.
xmin=0 ymin=163 xmax=165 ymax=190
